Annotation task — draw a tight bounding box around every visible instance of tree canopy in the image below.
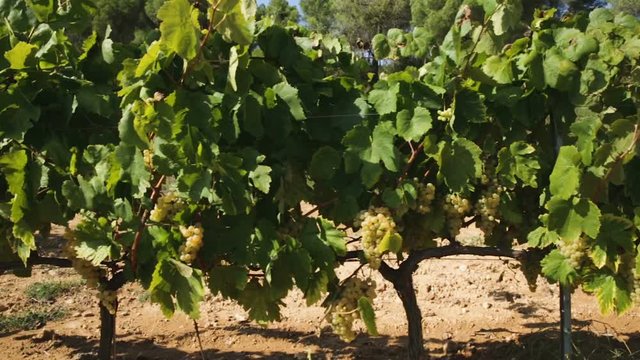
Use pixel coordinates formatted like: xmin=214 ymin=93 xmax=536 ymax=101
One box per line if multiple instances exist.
xmin=257 ymin=0 xmax=300 ymax=24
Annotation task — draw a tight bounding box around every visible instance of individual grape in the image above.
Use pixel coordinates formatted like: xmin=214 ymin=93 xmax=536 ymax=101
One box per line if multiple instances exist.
xmin=437 ymin=107 xmax=453 ymax=122
xmin=179 ymin=224 xmax=204 ymax=265
xmin=356 ymin=207 xmax=398 ymax=270
xmin=326 ymin=277 xmax=377 ymax=342
xmin=149 ymin=191 xmax=184 ymax=223
xmin=415 ymin=181 xmax=436 ymax=214
xmin=558 ymin=236 xmax=589 ymax=269
xmin=443 ymin=194 xmax=471 ymax=238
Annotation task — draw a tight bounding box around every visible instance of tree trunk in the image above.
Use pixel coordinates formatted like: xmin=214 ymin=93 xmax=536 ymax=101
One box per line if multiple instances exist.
xmin=395 ymin=271 xmax=425 ymax=360
xmin=379 ymin=263 xmax=426 ymax=360
xmin=98 ymin=301 xmax=117 ymax=360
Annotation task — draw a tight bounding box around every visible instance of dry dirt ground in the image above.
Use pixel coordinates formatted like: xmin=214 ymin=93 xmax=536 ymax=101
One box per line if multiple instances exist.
xmin=2 ymin=237 xmax=640 ymax=359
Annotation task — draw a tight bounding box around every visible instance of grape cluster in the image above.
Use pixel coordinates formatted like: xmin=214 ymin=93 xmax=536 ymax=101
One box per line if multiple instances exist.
xmin=558 ymin=237 xmax=589 ymax=269
xmin=443 ymin=194 xmax=471 ymax=238
xmin=179 ymin=224 xmax=204 ymax=264
xmin=356 ymin=207 xmax=398 ymax=270
xmin=476 ymin=185 xmax=503 ymax=236
xmin=414 ymin=181 xmax=436 ymax=214
xmin=519 ymin=257 xmax=541 ymax=292
xmin=149 ymin=191 xmax=184 ymax=223
xmin=98 ymin=290 xmax=118 ymax=315
xmin=143 ymin=149 xmax=154 ymax=170
xmin=327 ymin=277 xmax=376 ymax=342
xmin=437 ymin=107 xmax=453 ymax=122
xmin=63 ymin=228 xmax=103 ymax=289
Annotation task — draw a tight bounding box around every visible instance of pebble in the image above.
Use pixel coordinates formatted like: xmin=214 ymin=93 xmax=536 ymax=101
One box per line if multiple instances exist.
xmin=482 ymin=302 xmax=492 ymax=309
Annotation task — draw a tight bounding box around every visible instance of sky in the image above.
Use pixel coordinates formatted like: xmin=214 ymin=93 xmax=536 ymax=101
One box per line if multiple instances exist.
xmin=257 ymin=0 xmax=301 ymax=10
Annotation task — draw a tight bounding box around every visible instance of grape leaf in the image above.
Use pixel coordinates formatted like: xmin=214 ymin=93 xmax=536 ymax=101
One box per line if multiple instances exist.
xmin=541 ymin=249 xmax=578 ymax=285
xmin=149 ymin=259 xmax=205 ymax=319
xmin=309 ymin=146 xmax=341 ymax=181
xmin=583 ymin=273 xmax=633 ymax=314
xmin=212 ymin=0 xmax=256 ymax=46
xmin=590 ymin=215 xmax=636 ymax=269
xmin=549 ymin=146 xmax=582 ymax=199
xmin=396 ymin=107 xmax=432 ymax=142
xmin=4 ymin=42 xmax=38 ymax=69
xmin=157 ymin=0 xmax=201 ymax=60
xmin=368 ymin=82 xmax=400 ymax=116
xmin=358 ymin=297 xmax=379 ymax=336
xmin=273 ymin=82 xmax=305 ymax=121
xmin=438 ymin=137 xmax=482 ymax=193
xmin=546 ymin=196 xmax=601 ymax=242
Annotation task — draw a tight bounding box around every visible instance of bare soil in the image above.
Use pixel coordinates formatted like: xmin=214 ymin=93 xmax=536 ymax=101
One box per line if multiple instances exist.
xmin=1 ymin=234 xmax=640 ymax=359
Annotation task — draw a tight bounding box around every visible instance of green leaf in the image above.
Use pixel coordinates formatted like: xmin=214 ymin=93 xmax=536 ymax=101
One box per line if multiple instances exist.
xmin=541 ymin=249 xmax=578 ymax=285
xmin=309 ymin=146 xmax=341 ymax=181
xmin=546 ymin=196 xmax=601 ymax=242
xmin=212 ymin=0 xmax=256 ymax=46
xmin=544 ymin=48 xmax=578 ymax=91
xmin=209 ymin=266 xmax=248 ymax=298
xmin=454 ymin=89 xmax=487 ymax=125
xmin=149 ymin=259 xmax=205 ymax=319
xmin=438 ymin=137 xmax=482 ymax=193
xmin=249 ymin=165 xmax=271 ymax=194
xmin=4 ymin=42 xmax=38 ymax=69
xmin=527 ymin=226 xmax=561 ymax=248
xmin=570 ymin=112 xmax=601 ymax=166
xmin=554 ymin=28 xmax=598 ymax=62
xmin=590 ymin=215 xmax=636 ymax=269
xmin=482 ymin=56 xmax=514 ymax=84
xmin=157 ymin=0 xmax=201 ymax=60
xmin=304 ymin=271 xmax=329 ymax=306
xmin=369 ymin=122 xmax=398 ymax=172
xmin=396 ymin=107 xmax=432 ymax=142
xmin=273 ymin=82 xmax=305 ymax=120
xmin=497 ymin=142 xmax=541 ymax=188
xmin=372 ymin=34 xmax=390 ymax=59
xmin=368 ymin=82 xmax=399 ymax=116
xmin=491 ymin=0 xmax=522 ymax=36
xmin=358 ymin=297 xmax=378 ymax=336
xmin=376 ymin=230 xmax=402 ymax=254
xmin=237 ymin=278 xmax=282 ymax=323
xmin=549 ymin=146 xmax=582 ymax=199
xmin=318 ymin=218 xmax=347 ymax=256
xmin=583 ymin=274 xmax=633 ymax=314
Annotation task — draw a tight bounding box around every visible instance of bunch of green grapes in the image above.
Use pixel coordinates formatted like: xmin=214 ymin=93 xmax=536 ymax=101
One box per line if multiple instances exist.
xmin=63 ymin=229 xmax=103 ymax=289
xmin=98 ymin=290 xmax=118 ymax=315
xmin=519 ymin=256 xmax=541 ymax=292
xmin=414 ymin=181 xmax=436 ymax=214
xmin=437 ymin=107 xmax=453 ymax=122
xmin=143 ymin=149 xmax=154 ymax=170
xmin=179 ymin=224 xmax=204 ymax=264
xmin=149 ymin=191 xmax=184 ymax=223
xmin=476 ymin=185 xmax=503 ymax=236
xmin=356 ymin=207 xmax=398 ymax=270
xmin=327 ymin=277 xmax=377 ymax=342
xmin=443 ymin=194 xmax=471 ymax=238
xmin=558 ymin=237 xmax=589 ymax=269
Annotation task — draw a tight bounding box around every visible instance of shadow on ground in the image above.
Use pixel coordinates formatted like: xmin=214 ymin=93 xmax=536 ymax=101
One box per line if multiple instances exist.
xmin=48 ymin=323 xmax=640 ymax=359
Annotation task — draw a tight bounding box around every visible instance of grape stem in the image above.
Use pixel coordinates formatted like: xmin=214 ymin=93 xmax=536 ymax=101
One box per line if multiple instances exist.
xmin=130 ymin=175 xmax=166 ymax=273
